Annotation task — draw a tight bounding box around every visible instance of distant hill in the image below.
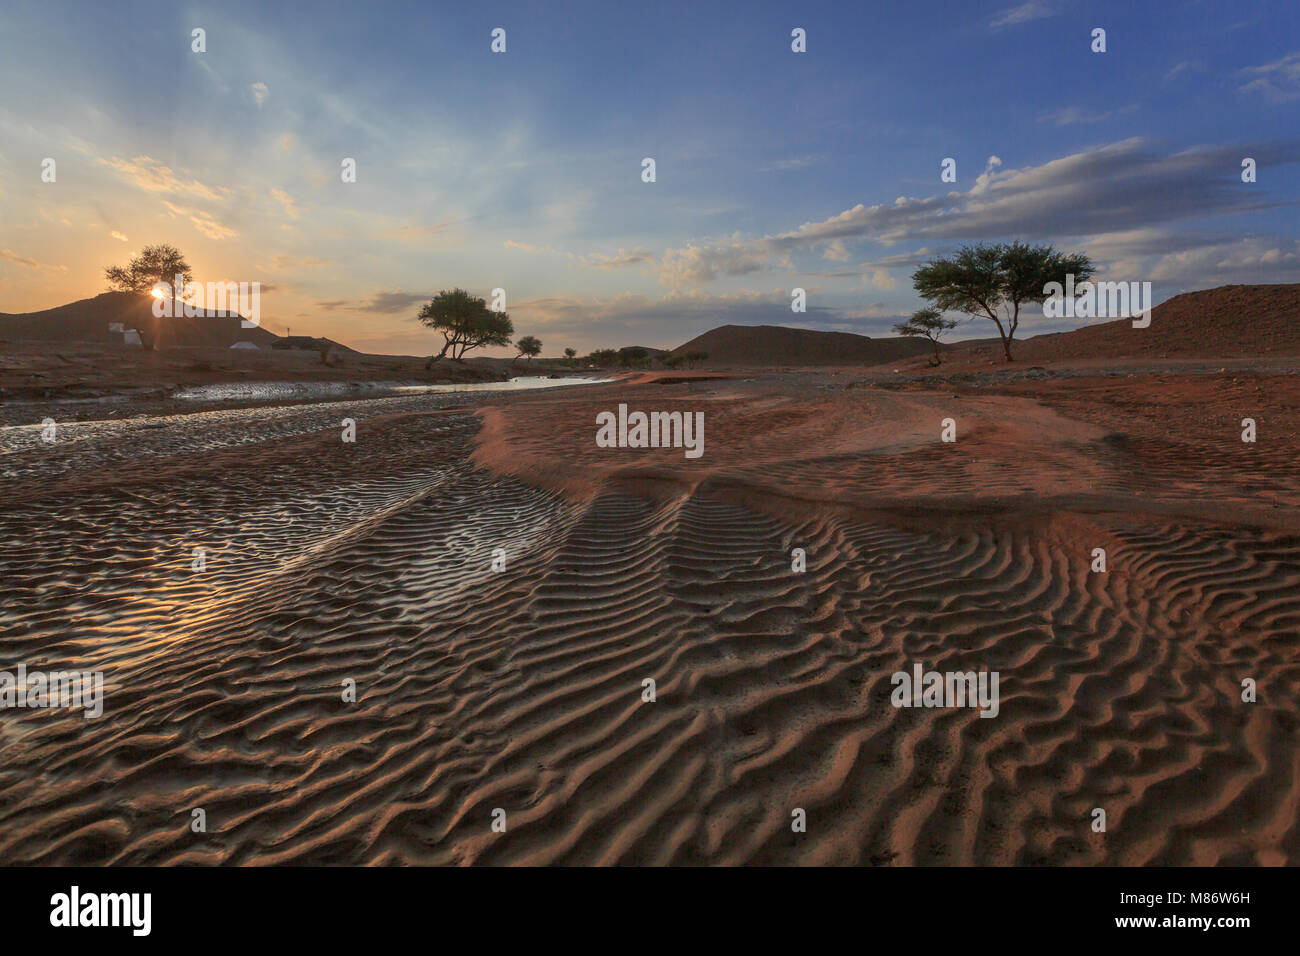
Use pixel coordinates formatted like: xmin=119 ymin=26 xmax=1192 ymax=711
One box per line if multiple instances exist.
xmin=0 ymin=292 xmax=280 ymax=349
xmin=273 ymin=335 xmax=357 ymax=353
xmin=667 ymin=324 xmax=934 ymax=367
xmin=959 ymin=283 xmax=1300 ymax=362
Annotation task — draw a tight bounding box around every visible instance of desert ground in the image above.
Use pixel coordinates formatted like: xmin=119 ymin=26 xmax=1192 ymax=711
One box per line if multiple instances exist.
xmin=1 ymin=354 xmax=1296 ymax=865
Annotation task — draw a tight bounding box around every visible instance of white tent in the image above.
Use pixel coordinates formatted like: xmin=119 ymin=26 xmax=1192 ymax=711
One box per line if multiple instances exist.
xmin=123 ymin=329 xmax=142 ymax=347
xmin=230 ymin=341 xmax=260 ymax=350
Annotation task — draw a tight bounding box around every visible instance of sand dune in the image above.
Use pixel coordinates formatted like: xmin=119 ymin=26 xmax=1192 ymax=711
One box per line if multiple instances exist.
xmin=0 ymin=369 xmax=1295 ymax=865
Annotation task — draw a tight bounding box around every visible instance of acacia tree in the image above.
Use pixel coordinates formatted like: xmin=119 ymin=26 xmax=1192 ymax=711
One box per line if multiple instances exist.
xmin=564 ymin=347 xmax=577 ymax=367
xmin=104 ymin=244 xmax=192 ymax=295
xmin=618 ymin=346 xmax=649 ymax=368
xmin=515 ymin=335 xmax=542 ymax=365
xmin=417 ymin=289 xmax=514 ymax=363
xmin=893 ymin=307 xmax=958 ymax=366
xmin=912 ymin=241 xmax=1094 ymax=361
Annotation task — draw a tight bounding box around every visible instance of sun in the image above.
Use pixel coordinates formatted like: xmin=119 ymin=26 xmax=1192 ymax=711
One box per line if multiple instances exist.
xmin=151 ymin=288 xmax=166 ymax=299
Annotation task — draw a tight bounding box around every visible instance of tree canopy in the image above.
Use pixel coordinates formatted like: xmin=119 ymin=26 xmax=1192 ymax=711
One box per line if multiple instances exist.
xmin=104 ymin=244 xmax=192 ymax=295
xmin=893 ymin=307 xmax=958 ymax=366
xmin=516 ymin=335 xmax=542 ymax=361
xmin=617 ymin=346 xmax=650 ymax=368
xmin=417 ymin=289 xmax=514 ymax=360
xmin=912 ymin=241 xmax=1094 ymax=361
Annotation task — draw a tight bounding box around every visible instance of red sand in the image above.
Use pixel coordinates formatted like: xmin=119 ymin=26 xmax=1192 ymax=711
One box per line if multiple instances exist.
xmin=2 ymin=363 xmax=1295 ymax=865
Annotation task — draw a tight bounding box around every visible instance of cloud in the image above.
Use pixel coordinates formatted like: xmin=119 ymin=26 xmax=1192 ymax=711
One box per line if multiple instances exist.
xmin=1240 ymin=51 xmax=1300 ymax=102
xmin=1164 ymin=60 xmax=1202 ymax=82
xmin=99 ymin=156 xmax=226 ymax=201
xmin=0 ymin=249 xmax=67 ymax=273
xmin=0 ymin=249 xmax=39 ymax=268
xmin=190 ymin=215 xmax=237 ymax=240
xmin=269 ymin=254 xmax=331 ymax=270
xmin=366 ymin=222 xmax=455 ymax=243
xmin=822 ymin=240 xmax=849 ymax=262
xmin=1143 ymin=236 xmax=1300 ymax=285
xmin=583 ymin=248 xmax=653 ymax=269
xmin=659 ymin=240 xmax=774 ymax=285
xmin=358 ymin=291 xmax=431 ymax=313
xmin=503 ymin=242 xmax=652 ymax=269
xmin=869 ymin=269 xmax=897 ymax=290
xmin=162 ymin=200 xmax=238 ymax=239
xmin=1037 ymin=104 xmax=1138 ymax=126
xmin=761 ymin=155 xmax=824 ymax=172
xmin=504 ymin=239 xmax=570 ymax=257
xmin=656 ymin=138 xmax=1300 ymax=285
xmin=250 ymin=82 xmax=269 ymax=107
xmin=110 ymin=231 xmax=128 ymax=242
xmin=270 ymin=188 xmax=299 ymax=220
xmin=509 ymin=289 xmax=867 ymax=348
xmin=990 ymin=1 xmax=1056 ymax=29
xmin=314 ymin=291 xmax=430 ymax=314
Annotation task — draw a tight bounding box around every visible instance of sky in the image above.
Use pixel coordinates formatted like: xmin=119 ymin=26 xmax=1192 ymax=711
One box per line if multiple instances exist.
xmin=0 ymin=0 xmax=1297 ymax=356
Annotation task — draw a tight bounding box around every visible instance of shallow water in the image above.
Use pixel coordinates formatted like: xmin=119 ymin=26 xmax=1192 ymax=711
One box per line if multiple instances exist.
xmin=172 ymin=375 xmax=609 ymax=403
xmin=0 ymin=376 xmax=607 ymax=481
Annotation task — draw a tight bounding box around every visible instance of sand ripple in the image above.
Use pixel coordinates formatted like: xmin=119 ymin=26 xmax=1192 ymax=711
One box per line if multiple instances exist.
xmin=1 ymin=383 xmax=1296 ymax=865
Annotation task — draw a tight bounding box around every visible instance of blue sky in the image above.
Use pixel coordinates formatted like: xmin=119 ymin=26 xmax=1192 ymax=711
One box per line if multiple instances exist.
xmin=1 ymin=0 xmax=1297 ymax=354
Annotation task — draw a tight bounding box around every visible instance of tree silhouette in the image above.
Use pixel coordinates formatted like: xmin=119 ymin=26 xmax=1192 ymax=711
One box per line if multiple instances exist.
xmin=515 ymin=335 xmax=542 ymax=364
xmin=912 ymin=241 xmax=1094 ymax=361
xmin=104 ymin=244 xmax=192 ymax=296
xmin=417 ymin=289 xmax=514 ymax=363
xmin=893 ymin=307 xmax=957 ymax=366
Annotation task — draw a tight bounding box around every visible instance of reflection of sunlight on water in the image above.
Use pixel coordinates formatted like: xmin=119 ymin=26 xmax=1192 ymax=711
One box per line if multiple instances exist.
xmin=174 ymin=376 xmax=611 ymax=402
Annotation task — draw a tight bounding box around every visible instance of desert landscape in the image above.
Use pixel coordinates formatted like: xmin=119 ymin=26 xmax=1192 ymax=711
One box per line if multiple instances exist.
xmin=3 ymin=2 xmax=1299 ymax=897
xmin=1 ymin=284 xmax=1296 ymax=865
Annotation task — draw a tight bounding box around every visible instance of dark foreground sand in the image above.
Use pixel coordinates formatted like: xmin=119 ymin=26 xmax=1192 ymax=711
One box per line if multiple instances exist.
xmin=0 ymin=365 xmax=1297 ymax=865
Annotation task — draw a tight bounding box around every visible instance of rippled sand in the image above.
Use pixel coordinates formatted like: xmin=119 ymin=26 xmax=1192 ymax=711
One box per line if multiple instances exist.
xmin=1 ymin=371 xmax=1296 ymax=865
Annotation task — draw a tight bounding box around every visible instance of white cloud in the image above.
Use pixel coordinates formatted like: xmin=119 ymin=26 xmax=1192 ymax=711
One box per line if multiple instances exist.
xmin=270 ymin=188 xmax=299 ymax=220
xmin=161 ymin=200 xmax=238 ymax=239
xmin=990 ymin=1 xmax=1056 ymax=29
xmin=1037 ymin=104 xmax=1138 ymax=126
xmin=655 ymin=138 xmax=1300 ymax=286
xmin=761 ymin=155 xmax=824 ymax=172
xmin=98 ymin=155 xmax=226 ymax=201
xmin=1240 ymin=51 xmax=1300 ymax=102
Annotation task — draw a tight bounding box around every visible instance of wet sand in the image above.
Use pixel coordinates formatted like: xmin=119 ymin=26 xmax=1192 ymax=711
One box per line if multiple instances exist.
xmin=1 ymin=367 xmax=1296 ymax=865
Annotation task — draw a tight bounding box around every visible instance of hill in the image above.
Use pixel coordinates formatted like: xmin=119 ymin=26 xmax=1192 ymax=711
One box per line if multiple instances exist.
xmin=0 ymin=292 xmax=280 ymax=349
xmin=959 ymin=283 xmax=1300 ymax=363
xmin=666 ymin=324 xmax=934 ymax=367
